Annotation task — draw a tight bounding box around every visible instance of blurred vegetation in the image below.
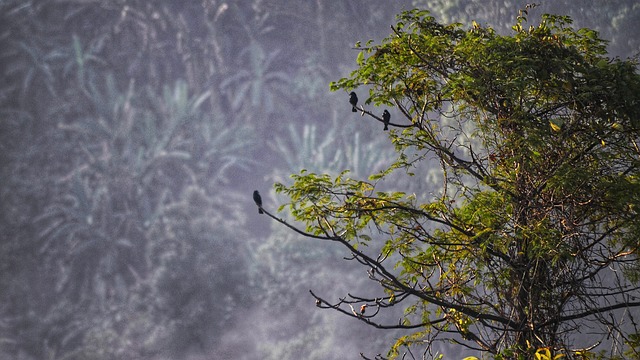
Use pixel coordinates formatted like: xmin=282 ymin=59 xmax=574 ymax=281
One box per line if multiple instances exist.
xmin=0 ymin=0 xmax=638 ymax=359
xmin=0 ymin=0 xmax=257 ymax=357
xmin=0 ymin=0 xmax=404 ymax=359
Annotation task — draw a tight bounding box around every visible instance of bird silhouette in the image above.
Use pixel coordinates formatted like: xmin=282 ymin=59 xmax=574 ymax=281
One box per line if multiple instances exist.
xmin=382 ymin=109 xmax=390 ymax=131
xmin=349 ymin=92 xmax=358 ymax=112
xmin=253 ymin=190 xmax=263 ymax=214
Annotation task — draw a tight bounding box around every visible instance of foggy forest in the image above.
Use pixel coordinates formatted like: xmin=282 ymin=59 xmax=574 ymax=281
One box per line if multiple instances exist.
xmin=1 ymin=1 xmax=640 ymax=359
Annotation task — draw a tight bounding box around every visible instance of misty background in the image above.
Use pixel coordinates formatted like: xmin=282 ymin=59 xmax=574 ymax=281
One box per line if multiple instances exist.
xmin=1 ymin=1 xmax=638 ymax=359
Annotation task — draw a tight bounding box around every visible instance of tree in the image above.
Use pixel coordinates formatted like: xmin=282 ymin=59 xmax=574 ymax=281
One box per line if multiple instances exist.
xmin=268 ymin=7 xmax=640 ymax=359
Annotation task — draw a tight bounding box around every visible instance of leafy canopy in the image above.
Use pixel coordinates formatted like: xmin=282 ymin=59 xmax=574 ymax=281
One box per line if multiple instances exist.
xmin=271 ymin=7 xmax=640 ymax=360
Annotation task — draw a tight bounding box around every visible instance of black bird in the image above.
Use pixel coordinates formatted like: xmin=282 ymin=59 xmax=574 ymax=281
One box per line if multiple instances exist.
xmin=253 ymin=190 xmax=263 ymax=214
xmin=382 ymin=109 xmax=390 ymax=131
xmin=349 ymin=92 xmax=358 ymax=112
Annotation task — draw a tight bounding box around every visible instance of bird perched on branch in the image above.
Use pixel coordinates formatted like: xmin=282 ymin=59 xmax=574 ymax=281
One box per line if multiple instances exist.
xmin=382 ymin=109 xmax=390 ymax=131
xmin=253 ymin=190 xmax=263 ymax=214
xmin=349 ymin=92 xmax=358 ymax=112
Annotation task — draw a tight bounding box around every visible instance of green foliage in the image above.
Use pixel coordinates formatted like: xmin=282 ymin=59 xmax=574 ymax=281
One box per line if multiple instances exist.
xmin=278 ymin=8 xmax=640 ymax=360
xmin=412 ymin=1 xmax=640 ymax=58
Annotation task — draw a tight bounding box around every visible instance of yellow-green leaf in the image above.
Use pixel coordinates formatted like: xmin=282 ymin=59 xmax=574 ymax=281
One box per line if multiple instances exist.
xmin=549 ymin=120 xmax=562 ymax=132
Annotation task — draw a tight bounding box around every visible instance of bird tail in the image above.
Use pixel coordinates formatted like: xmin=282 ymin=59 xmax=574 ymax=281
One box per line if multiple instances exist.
xmin=352 ymin=107 xmax=357 ymax=112
xmin=258 ymin=208 xmax=264 ymax=214
xmin=384 ymin=125 xmax=388 ymax=131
